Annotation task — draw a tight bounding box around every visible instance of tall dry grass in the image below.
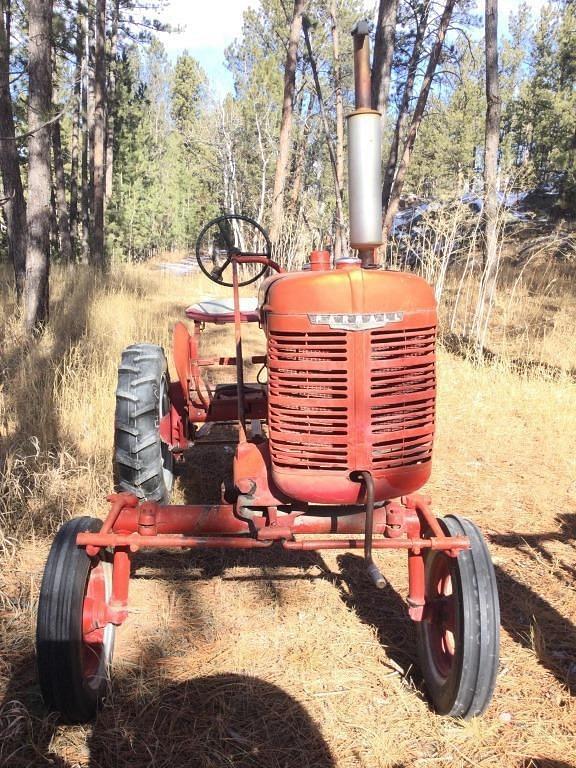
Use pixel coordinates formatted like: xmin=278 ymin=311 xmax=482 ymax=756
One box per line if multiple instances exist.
xmin=389 ymin=202 xmax=576 ymax=372
xmin=0 ymin=256 xmax=575 ymax=767
xmin=0 ymin=263 xmax=263 ymax=554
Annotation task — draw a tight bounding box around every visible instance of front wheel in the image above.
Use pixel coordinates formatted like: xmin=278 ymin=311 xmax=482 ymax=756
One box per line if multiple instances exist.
xmin=36 ymin=517 xmax=115 ymax=723
xmin=417 ymin=515 xmax=500 ymax=719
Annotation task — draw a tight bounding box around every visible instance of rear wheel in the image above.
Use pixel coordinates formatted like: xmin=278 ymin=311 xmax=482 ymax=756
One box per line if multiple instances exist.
xmin=36 ymin=517 xmax=115 ymax=723
xmin=417 ymin=515 xmax=500 ymax=718
xmin=114 ymin=343 xmax=174 ymax=502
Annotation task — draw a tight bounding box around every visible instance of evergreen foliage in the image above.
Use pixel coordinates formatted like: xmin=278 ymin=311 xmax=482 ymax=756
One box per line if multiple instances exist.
xmin=0 ymin=0 xmax=574 ymax=273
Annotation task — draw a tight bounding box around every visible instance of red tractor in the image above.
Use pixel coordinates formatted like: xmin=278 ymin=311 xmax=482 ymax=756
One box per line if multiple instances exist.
xmin=36 ymin=23 xmax=499 ymax=723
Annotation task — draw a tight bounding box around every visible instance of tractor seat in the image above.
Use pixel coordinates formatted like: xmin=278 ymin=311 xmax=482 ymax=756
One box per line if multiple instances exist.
xmin=185 ymin=297 xmax=260 ymax=324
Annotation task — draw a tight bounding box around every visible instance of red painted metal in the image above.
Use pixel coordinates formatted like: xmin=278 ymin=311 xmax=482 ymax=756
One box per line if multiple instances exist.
xmin=81 ymin=558 xmax=109 ymax=677
xmin=309 ymin=250 xmax=331 ymax=271
xmin=82 ymin=561 xmax=107 ymax=640
xmin=77 ymin=533 xmax=274 ymax=550
xmin=407 ymin=549 xmax=426 ymax=621
xmin=77 ymin=530 xmax=468 ymax=552
xmin=196 ymin=355 xmax=267 ymax=366
xmin=234 ymin=441 xmax=290 ymax=509
xmin=60 ymin=29 xmax=484 ymax=670
xmin=108 ymin=547 xmax=131 ymax=624
xmin=282 ymin=537 xmax=468 ymax=551
xmin=77 ymin=493 xmax=469 ymax=627
xmin=173 ymin=321 xmax=193 ymax=398
xmin=79 ymin=497 xmax=469 ymax=556
xmin=110 ymin=502 xmax=395 ymax=537
xmin=232 ymin=254 xmax=283 ymax=273
xmin=424 ymin=553 xmax=456 ymax=674
xmin=232 ymin=260 xmax=247 ymax=438
xmin=262 ymin=262 xmax=437 ymax=504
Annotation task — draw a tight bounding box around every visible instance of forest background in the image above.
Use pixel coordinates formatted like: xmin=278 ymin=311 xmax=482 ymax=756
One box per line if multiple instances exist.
xmin=0 ymin=0 xmax=574 ymax=336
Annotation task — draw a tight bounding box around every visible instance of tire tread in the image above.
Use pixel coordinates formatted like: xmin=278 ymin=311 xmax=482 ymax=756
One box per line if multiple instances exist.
xmin=113 ymin=343 xmax=173 ymax=503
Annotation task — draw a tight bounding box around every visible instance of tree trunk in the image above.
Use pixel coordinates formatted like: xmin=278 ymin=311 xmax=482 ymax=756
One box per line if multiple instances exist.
xmin=330 ymin=0 xmax=345 ymax=259
xmin=105 ymin=0 xmax=119 ymax=204
xmin=81 ymin=7 xmax=90 ymax=263
xmin=91 ymin=0 xmax=106 ymax=267
xmin=290 ymin=93 xmax=315 ymax=209
xmin=474 ymin=0 xmax=501 ymax=349
xmin=69 ymin=3 xmax=84 ymax=252
xmin=303 ymin=17 xmax=345 ymax=258
xmin=25 ymin=0 xmax=53 ymax=333
xmin=382 ymin=0 xmax=430 ymax=210
xmin=371 ymin=0 xmax=398 ymax=119
xmin=52 ymin=118 xmax=73 ymax=263
xmin=269 ymin=0 xmax=307 ymax=245
xmin=381 ymin=0 xmax=456 ymax=247
xmin=0 ymin=0 xmax=27 ymax=299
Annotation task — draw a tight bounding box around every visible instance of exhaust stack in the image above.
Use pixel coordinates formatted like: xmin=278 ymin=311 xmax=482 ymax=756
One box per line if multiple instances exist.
xmin=347 ymin=20 xmax=383 ymax=262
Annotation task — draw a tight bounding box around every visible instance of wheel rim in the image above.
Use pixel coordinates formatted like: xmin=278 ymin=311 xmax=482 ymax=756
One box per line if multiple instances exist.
xmin=426 ymin=554 xmax=457 ymax=679
xmin=81 ymin=557 xmax=114 ymax=691
xmin=159 ymin=374 xmax=174 ymax=492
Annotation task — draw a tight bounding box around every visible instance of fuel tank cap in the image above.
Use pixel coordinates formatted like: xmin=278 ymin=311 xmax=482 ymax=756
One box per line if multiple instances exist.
xmin=335 ymin=257 xmax=361 ymax=270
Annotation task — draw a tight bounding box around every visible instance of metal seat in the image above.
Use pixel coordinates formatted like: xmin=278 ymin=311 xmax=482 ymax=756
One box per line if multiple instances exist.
xmin=185 ymin=297 xmax=259 ymax=324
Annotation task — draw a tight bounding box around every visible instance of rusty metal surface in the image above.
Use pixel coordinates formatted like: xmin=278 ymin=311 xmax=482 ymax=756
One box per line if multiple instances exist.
xmin=352 ymin=20 xmax=372 ymax=110
xmin=262 ymin=262 xmax=437 ymax=504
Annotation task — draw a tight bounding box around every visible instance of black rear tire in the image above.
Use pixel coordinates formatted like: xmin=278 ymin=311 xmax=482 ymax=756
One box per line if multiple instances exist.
xmin=114 ymin=343 xmax=174 ymax=503
xmin=417 ymin=515 xmax=500 ymax=718
xmin=36 ymin=517 xmax=115 ymax=723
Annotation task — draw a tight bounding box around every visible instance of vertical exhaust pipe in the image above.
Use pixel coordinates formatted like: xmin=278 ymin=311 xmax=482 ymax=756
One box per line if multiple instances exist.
xmin=348 ymin=21 xmax=383 ymax=266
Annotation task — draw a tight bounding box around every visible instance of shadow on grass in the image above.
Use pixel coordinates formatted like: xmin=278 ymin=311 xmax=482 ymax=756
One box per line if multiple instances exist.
xmin=335 ymin=553 xmax=419 ymax=679
xmin=494 ymin=563 xmax=576 ymax=696
xmin=486 ymin=513 xmax=576 ymax=694
xmin=490 ymin=514 xmax=576 ymax=581
xmin=521 ymin=761 xmax=576 ymax=768
xmin=1 ymin=655 xmax=337 ymax=768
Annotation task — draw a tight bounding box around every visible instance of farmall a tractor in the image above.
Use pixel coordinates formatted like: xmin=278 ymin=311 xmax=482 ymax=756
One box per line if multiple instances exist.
xmin=36 ymin=23 xmax=500 ymax=723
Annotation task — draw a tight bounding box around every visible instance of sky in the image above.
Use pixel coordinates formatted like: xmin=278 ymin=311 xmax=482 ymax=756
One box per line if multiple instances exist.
xmin=157 ymin=0 xmax=550 ymax=95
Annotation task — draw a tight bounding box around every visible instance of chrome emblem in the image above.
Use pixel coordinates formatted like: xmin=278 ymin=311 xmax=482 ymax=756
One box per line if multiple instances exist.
xmin=308 ymin=312 xmax=404 ymax=331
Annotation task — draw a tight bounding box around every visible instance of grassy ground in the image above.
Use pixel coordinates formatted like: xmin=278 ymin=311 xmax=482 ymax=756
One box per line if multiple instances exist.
xmin=0 ymin=260 xmax=575 ymax=768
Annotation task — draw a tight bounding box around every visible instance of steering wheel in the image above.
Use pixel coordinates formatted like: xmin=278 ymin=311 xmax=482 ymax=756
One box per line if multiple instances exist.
xmin=195 ymin=214 xmax=273 ymax=287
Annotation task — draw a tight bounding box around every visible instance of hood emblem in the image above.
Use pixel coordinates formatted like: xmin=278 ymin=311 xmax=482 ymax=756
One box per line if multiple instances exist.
xmin=309 ymin=312 xmax=404 ymax=331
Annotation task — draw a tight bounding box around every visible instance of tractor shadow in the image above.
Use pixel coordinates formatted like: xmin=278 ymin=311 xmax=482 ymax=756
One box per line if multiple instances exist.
xmin=490 ymin=513 xmax=576 ymax=581
xmin=0 ymin=656 xmax=337 ymax=767
xmin=488 ymin=513 xmax=576 ymax=695
xmin=490 ymin=514 xmax=576 ymax=699
xmin=335 ymin=553 xmax=418 ymax=678
xmin=495 ymin=563 xmax=576 ymax=696
xmin=90 ymin=670 xmax=336 ymax=768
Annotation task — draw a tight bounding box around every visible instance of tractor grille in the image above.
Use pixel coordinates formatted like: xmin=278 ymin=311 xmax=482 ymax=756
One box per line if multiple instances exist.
xmin=268 ymin=330 xmax=349 ymax=470
xmin=370 ymin=326 xmax=436 ymax=470
xmin=268 ymin=325 xmax=435 ymax=473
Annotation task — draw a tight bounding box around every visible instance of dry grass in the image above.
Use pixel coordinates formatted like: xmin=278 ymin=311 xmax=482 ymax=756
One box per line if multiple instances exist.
xmin=1 ymin=258 xmax=575 ymax=768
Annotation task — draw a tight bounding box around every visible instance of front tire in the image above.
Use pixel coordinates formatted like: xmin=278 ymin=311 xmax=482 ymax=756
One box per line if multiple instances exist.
xmin=417 ymin=515 xmax=500 ymax=718
xmin=114 ymin=343 xmax=174 ymax=502
xmin=36 ymin=517 xmax=115 ymax=723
